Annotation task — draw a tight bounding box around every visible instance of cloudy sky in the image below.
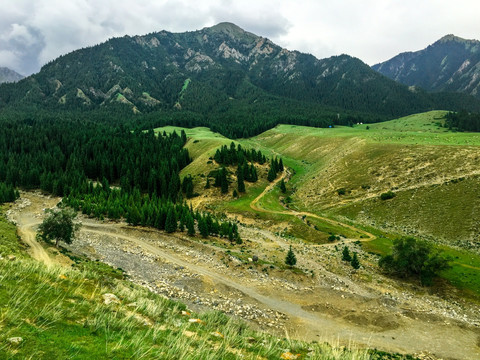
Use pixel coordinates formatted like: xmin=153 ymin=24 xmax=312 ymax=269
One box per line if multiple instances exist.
xmin=1 ymin=0 xmax=479 ymax=76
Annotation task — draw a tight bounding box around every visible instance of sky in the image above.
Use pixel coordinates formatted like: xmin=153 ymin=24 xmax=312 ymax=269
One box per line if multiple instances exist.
xmin=1 ymin=0 xmax=479 ymax=76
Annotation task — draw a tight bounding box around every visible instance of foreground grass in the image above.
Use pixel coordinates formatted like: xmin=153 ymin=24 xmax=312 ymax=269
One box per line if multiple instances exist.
xmin=0 ymin=210 xmax=413 ymax=359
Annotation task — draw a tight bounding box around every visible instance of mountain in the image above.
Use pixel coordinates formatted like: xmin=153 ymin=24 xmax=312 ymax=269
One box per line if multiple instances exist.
xmin=373 ymin=35 xmax=480 ymax=97
xmin=1 ymin=24 xmax=479 ymax=137
xmin=0 ymin=67 xmax=24 ymax=83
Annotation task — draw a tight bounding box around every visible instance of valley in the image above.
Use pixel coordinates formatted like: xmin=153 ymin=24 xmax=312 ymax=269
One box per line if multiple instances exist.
xmin=7 ymin=110 xmax=480 ymax=358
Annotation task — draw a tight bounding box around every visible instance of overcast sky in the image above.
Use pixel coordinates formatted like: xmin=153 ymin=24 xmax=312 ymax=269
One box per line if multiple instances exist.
xmin=1 ymin=0 xmax=479 ymax=76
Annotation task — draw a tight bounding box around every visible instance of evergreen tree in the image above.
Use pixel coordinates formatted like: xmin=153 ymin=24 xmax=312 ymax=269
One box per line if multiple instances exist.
xmin=233 ymin=189 xmax=238 ymax=197
xmin=237 ymin=166 xmax=245 ymax=193
xmin=267 ymin=167 xmax=276 ymax=182
xmin=186 ymin=214 xmax=195 ymax=236
xmin=205 ymin=177 xmax=210 ymax=189
xmin=285 ymin=245 xmax=297 ymax=266
xmin=198 ymin=217 xmax=209 ymax=238
xmin=279 ymin=179 xmax=287 ymax=193
xmin=342 ymin=246 xmax=352 ymax=262
xmin=351 ymin=252 xmax=360 ymax=269
xmin=165 ymin=207 xmax=177 ymax=233
xmin=220 ymin=167 xmax=229 ymax=194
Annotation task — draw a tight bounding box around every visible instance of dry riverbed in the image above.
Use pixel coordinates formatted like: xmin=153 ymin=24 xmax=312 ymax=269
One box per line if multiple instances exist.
xmin=7 ymin=191 xmax=480 ymax=360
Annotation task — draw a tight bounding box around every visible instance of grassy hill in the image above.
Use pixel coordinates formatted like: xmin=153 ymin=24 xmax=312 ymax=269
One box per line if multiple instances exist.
xmin=156 ymin=111 xmax=480 ymax=298
xmin=1 ymin=207 xmax=404 ymax=359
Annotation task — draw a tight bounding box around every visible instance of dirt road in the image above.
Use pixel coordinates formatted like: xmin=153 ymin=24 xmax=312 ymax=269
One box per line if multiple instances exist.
xmin=250 ymin=171 xmax=376 ymax=242
xmin=8 ymin=193 xmax=61 ymax=266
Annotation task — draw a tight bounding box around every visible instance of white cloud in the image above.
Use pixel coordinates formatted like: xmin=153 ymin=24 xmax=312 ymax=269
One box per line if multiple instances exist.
xmin=0 ymin=0 xmax=479 ymax=75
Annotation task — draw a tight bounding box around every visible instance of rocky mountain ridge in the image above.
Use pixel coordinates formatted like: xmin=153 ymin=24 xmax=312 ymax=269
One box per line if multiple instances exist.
xmin=373 ymin=34 xmax=480 ymax=97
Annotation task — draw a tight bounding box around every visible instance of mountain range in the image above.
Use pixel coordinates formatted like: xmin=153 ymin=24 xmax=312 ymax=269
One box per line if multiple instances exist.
xmin=0 ymin=67 xmax=24 ymax=84
xmin=0 ymin=23 xmax=479 ymax=137
xmin=373 ymin=35 xmax=480 ymax=98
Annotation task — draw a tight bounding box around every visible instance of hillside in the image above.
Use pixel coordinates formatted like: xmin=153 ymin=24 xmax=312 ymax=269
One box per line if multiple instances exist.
xmin=249 ymin=111 xmax=480 ymax=251
xmin=0 ymin=67 xmax=23 ymax=84
xmin=373 ymin=35 xmax=480 ymax=98
xmin=1 ymin=23 xmax=480 ymax=138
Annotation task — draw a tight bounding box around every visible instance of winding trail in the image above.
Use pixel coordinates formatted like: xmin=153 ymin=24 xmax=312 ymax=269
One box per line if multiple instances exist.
xmin=17 ymin=220 xmax=53 ymax=266
xmin=250 ymin=170 xmax=376 ymax=243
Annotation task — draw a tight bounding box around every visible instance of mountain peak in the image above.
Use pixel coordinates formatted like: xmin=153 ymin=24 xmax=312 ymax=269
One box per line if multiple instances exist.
xmin=0 ymin=67 xmax=24 ymax=84
xmin=435 ymin=34 xmax=479 ymax=45
xmin=205 ymin=22 xmax=258 ymax=41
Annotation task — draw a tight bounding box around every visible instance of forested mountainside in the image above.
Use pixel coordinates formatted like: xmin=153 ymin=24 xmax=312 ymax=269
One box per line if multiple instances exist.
xmin=373 ymin=35 xmax=480 ymax=98
xmin=1 ymin=23 xmax=479 ymax=138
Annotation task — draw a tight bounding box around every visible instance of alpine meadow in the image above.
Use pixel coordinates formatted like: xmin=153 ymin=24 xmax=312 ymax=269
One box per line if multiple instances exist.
xmin=0 ymin=18 xmax=479 ymax=360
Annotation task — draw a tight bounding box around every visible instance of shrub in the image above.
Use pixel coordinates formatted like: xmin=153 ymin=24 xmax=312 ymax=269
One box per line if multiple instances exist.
xmin=337 ymin=188 xmax=346 ymax=196
xmin=380 ymin=191 xmax=396 ymax=200
xmin=379 ymin=237 xmax=451 ymax=286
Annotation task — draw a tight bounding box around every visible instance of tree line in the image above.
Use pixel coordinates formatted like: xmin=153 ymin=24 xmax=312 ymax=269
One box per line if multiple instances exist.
xmin=0 ymin=116 xmax=241 ymax=242
xmin=445 ymin=110 xmax=480 ymax=132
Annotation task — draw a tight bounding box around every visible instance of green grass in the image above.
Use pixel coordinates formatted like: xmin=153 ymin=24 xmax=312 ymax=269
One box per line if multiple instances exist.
xmin=179 ymin=78 xmax=191 ymax=99
xmin=363 ymin=236 xmax=480 ymax=299
xmin=0 ymin=206 xmax=25 ymax=257
xmin=1 ymin=208 xmax=403 ymax=359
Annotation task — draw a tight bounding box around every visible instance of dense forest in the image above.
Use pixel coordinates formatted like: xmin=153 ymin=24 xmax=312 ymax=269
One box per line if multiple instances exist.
xmin=445 ymin=111 xmax=480 ymax=132
xmin=0 ymin=116 xmax=240 ymax=241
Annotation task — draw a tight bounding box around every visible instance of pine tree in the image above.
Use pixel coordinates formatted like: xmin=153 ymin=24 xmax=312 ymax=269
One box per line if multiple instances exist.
xmin=285 ymin=245 xmax=297 ymax=266
xmin=220 ymin=167 xmax=229 ymax=194
xmin=267 ymin=167 xmax=276 ymax=182
xmin=342 ymin=246 xmax=352 ymax=262
xmin=351 ymin=252 xmax=360 ymax=269
xmin=198 ymin=217 xmax=209 ymax=238
xmin=233 ymin=189 xmax=238 ymax=197
xmin=165 ymin=207 xmax=177 ymax=233
xmin=279 ymin=179 xmax=287 ymax=193
xmin=186 ymin=214 xmax=195 ymax=236
xmin=237 ymin=166 xmax=245 ymax=193
xmin=205 ymin=177 xmax=210 ymax=189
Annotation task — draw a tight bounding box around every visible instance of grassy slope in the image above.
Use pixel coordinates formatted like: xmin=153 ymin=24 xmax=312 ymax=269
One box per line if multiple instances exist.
xmin=251 ymin=111 xmax=480 ymax=246
xmin=0 ymin=208 xmax=397 ymax=359
xmin=155 ymin=112 xmax=480 ymax=298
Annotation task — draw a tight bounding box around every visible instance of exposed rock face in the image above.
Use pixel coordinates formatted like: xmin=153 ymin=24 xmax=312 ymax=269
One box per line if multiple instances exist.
xmin=373 ymin=35 xmax=480 ymax=97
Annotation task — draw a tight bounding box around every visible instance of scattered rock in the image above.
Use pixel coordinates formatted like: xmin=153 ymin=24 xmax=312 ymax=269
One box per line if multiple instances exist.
xmin=8 ymin=255 xmax=16 ymax=261
xmin=211 ymin=331 xmax=224 ymax=338
xmin=102 ymin=293 xmax=120 ymax=305
xmin=183 ymin=330 xmax=196 ymax=338
xmin=280 ymin=352 xmax=301 ymax=360
xmin=7 ymin=337 xmax=23 ymax=345
xmin=188 ymin=318 xmax=203 ymax=324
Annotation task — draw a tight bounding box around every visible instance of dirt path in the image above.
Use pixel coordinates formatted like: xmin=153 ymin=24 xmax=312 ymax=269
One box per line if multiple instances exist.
xmin=8 ymin=192 xmax=61 ymax=266
xmin=250 ymin=170 xmax=376 ymax=243
xmin=17 ymin=222 xmax=53 ymax=266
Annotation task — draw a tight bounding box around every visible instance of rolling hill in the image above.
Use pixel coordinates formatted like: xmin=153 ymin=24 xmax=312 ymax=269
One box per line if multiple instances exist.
xmin=373 ymin=35 xmax=480 ymax=98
